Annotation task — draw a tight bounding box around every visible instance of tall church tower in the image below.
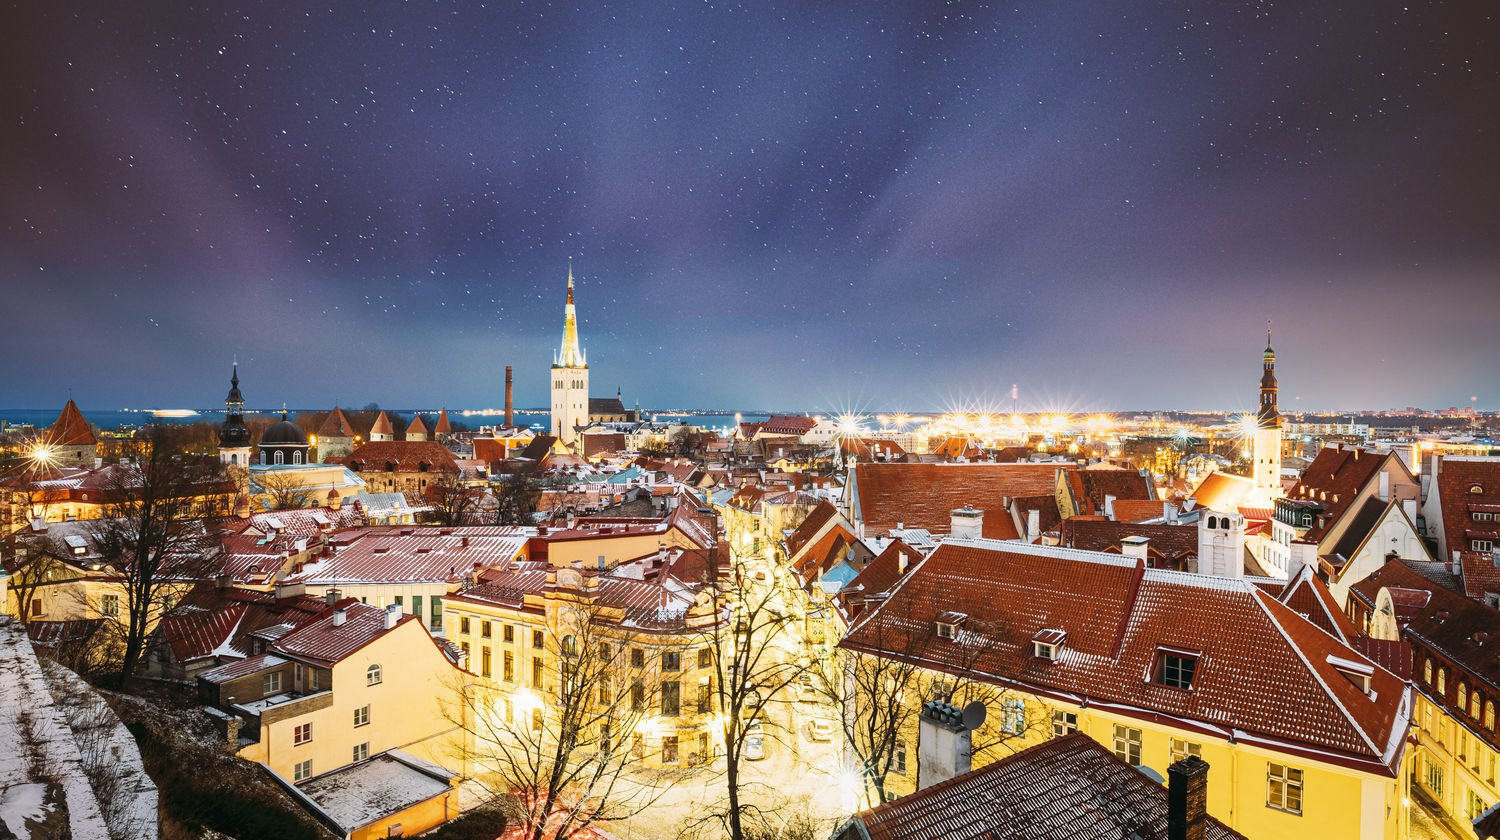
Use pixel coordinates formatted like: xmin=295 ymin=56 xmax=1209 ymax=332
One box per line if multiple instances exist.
xmin=1250 ymin=330 xmax=1283 ymax=507
xmin=218 ymin=364 xmax=252 ymax=467
xmin=550 ymin=265 xmax=589 ymax=449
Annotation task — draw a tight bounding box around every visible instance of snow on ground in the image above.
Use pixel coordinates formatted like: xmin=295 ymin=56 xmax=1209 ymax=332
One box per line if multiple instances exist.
xmin=0 ymin=616 xmax=111 ymax=840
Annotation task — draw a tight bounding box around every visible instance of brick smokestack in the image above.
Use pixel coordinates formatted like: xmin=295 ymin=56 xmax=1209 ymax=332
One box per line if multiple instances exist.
xmin=505 ymin=366 xmax=514 ymax=427
xmin=1168 ymin=754 xmax=1210 ymax=840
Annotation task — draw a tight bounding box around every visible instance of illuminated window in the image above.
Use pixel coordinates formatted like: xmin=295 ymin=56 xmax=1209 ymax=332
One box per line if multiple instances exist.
xmin=503 ymin=651 xmax=514 ymax=683
xmin=1439 ymin=668 xmax=1448 ymax=696
xmin=1460 ymin=683 xmax=1470 ymax=712
xmin=101 ymin=595 xmax=119 ymax=617
xmin=1425 ymin=658 xmax=1434 ymax=684
xmin=1267 ymin=762 xmax=1303 ymax=814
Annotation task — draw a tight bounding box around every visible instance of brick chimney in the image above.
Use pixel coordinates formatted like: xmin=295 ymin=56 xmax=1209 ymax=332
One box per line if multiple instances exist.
xmin=949 ymin=506 xmax=983 ymax=541
xmin=1168 ymin=754 xmax=1210 ymax=840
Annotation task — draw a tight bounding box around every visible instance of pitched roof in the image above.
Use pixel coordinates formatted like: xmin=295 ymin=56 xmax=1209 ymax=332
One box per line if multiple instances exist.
xmin=837 ymin=733 xmax=1245 ymax=840
xmin=1057 ymin=519 xmax=1199 ymax=565
xmin=1435 ymin=456 xmax=1500 ymax=561
xmin=761 ymin=415 xmax=818 ymax=436
xmin=44 ymin=399 xmax=96 ymax=446
xmin=316 ymin=407 xmax=356 ymax=437
xmin=272 ymin=599 xmax=414 ymax=665
xmin=434 ymin=409 xmax=453 ymax=434
xmin=283 ymin=528 xmax=529 ymax=585
xmin=343 ymin=440 xmax=459 ymax=473
xmin=157 ymin=585 xmax=329 ymax=665
xmin=1065 ymin=468 xmax=1155 ymax=516
xmin=1351 ymin=558 xmax=1500 ymax=695
xmin=588 ymin=397 xmax=627 ymax=415
xmin=840 ymin=538 xmax=923 ymax=608
xmin=1188 ymin=471 xmax=1253 ymax=510
xmin=370 ymin=411 xmax=395 ymax=437
xmin=850 ymin=462 xmax=1072 ymax=540
xmin=1284 ymin=445 xmax=1390 ymax=541
xmin=1113 ymin=499 xmax=1171 ymax=523
xmin=406 ymin=415 xmax=429 ymax=436
xmin=841 ymin=539 xmax=1409 ymax=772
xmin=1276 ymin=564 xmax=1360 ymax=645
xmin=785 ymin=500 xmax=840 ymax=556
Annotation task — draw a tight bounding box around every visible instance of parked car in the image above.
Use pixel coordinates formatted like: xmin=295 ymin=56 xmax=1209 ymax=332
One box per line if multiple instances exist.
xmin=744 ymin=733 xmax=767 ymax=760
xmin=808 ymin=718 xmax=835 ymax=742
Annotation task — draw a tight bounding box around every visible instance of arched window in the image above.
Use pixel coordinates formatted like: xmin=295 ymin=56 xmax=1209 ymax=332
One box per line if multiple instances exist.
xmin=562 ymin=635 xmax=579 ymax=657
xmin=274 ymin=450 xmax=284 ymax=465
xmin=230 ymin=453 xmax=238 ymax=465
xmin=366 ymin=664 xmax=382 ymax=686
xmin=1438 ymin=667 xmax=1447 ymax=696
xmin=1472 ymin=690 xmax=1482 ymax=720
xmin=1472 ymin=485 xmax=1486 ymax=495
xmin=1487 ymin=701 xmax=1496 ymax=731
xmin=293 ymin=452 xmax=303 ymax=465
xmin=1424 ymin=658 xmax=1433 ymax=684
xmin=261 ymin=451 xmax=268 ymax=465
xmin=1458 ymin=682 xmax=1468 ymax=711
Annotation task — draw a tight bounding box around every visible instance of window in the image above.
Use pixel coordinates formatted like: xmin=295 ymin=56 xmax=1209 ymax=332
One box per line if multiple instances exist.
xmin=411 ymin=596 xmax=423 ymax=620
xmin=503 ymin=651 xmax=514 ymax=683
xmin=662 ymin=681 xmax=681 ymax=716
xmin=294 ymin=759 xmax=312 ymax=782
xmin=1472 ymin=691 xmax=1483 ymax=720
xmin=101 ymin=594 xmax=119 ymax=617
xmin=1268 ymin=762 xmax=1304 ymax=815
xmin=893 ymin=741 xmax=907 ymax=775
xmin=263 ymin=672 xmax=282 ymax=695
xmin=631 ymin=648 xmax=645 ymax=668
xmin=662 ymin=735 xmax=680 ymax=764
xmin=461 ymin=641 xmax=470 ymax=657
xmin=460 ymin=616 xmax=471 ymax=635
xmin=698 ymin=647 xmax=713 ymax=669
xmin=632 ymin=733 xmax=645 ymax=759
xmin=1426 ymin=759 xmax=1444 ymax=797
xmin=533 ymin=629 xmax=545 ymax=649
xmin=1156 ymin=652 xmax=1198 ymax=690
xmin=1113 ymin=724 xmax=1142 ymax=766
xmin=599 ymin=680 xmax=612 ymax=705
xmin=1460 ymin=683 xmax=1470 ymax=712
xmin=631 ymin=680 xmax=645 ymax=712
xmin=367 ymin=664 xmax=382 ymax=685
xmin=562 ymin=635 xmax=579 ymax=657
xmin=1477 ymin=540 xmax=1496 ymax=553
xmin=1001 ymin=698 xmax=1025 ymax=735
xmin=480 ymin=620 xmax=491 ymax=638
xmin=503 ymin=624 xmax=514 ymax=643
xmin=1171 ymin=738 xmax=1203 ymax=763
xmin=1487 ymin=701 xmax=1496 ymax=731
xmin=354 ymin=705 xmax=370 ymax=727
xmin=531 ymin=708 xmax=544 ymax=731
xmin=481 ymin=647 xmax=492 ymax=678
xmin=1439 ymin=668 xmax=1448 ymax=696
xmin=662 ymin=651 xmax=681 ymax=672
xmin=1425 ymin=658 xmax=1434 ymax=684
xmin=698 ymin=677 xmax=712 ymax=713
xmin=352 ymin=742 xmax=369 ymax=762
xmin=293 ymin=723 xmax=312 ymax=745
xmin=532 ymin=657 xmax=544 ymax=688
xmin=429 ymin=600 xmax=442 ymax=631
xmin=1052 ymin=710 xmax=1078 ymax=738
xmin=1470 ymin=790 xmax=1488 ymax=822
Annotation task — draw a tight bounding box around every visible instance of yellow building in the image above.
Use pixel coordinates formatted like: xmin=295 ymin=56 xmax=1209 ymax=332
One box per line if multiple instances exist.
xmin=197 ymin=597 xmax=466 ymax=832
xmin=443 ymin=541 xmax=726 ymax=770
xmin=839 ymin=539 xmax=1412 ymax=840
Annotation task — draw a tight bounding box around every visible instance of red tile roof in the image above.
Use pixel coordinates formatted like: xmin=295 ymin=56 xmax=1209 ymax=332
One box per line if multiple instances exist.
xmin=1435 ymin=456 xmax=1500 ymax=561
xmin=837 ymin=733 xmax=1245 ymax=840
xmin=316 ymin=407 xmax=356 ymax=437
xmin=785 ymin=500 xmax=839 ymax=556
xmin=1113 ymin=499 xmax=1171 ymax=523
xmin=1188 ymin=471 xmax=1252 ymax=510
xmin=44 ymin=399 xmax=96 ymax=446
xmin=1275 ymin=565 xmax=1360 ymax=645
xmin=1284 ymin=445 xmax=1391 ymax=541
xmin=406 ymin=415 xmax=430 ymax=437
xmin=850 ymin=462 xmax=1071 ymax=540
xmin=434 ymin=409 xmax=453 ymax=435
xmin=841 ymin=540 xmax=1409 ymax=772
xmin=1064 ymin=468 xmax=1155 ymax=516
xmin=1057 ymin=520 xmax=1198 ymax=566
xmin=760 ymin=415 xmax=817 ymax=436
xmin=272 ymin=599 xmax=414 ymax=665
xmin=156 ymin=585 xmax=329 ymax=665
xmin=342 ymin=440 xmax=459 ymax=473
xmin=370 ymin=411 xmax=395 ymax=437
xmin=284 ymin=528 xmax=529 ymax=584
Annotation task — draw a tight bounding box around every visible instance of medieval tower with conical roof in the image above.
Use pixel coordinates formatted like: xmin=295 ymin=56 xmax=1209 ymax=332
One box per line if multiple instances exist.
xmin=550 ymin=265 xmax=589 ymax=448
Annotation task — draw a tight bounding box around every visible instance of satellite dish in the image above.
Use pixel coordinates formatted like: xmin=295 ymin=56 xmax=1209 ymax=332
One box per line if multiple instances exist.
xmin=1137 ymin=765 xmax=1167 ymax=785
xmin=961 ymin=701 xmax=987 ymax=731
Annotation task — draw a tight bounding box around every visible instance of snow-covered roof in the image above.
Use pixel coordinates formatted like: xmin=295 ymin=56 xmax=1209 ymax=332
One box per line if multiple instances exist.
xmin=296 ymin=750 xmax=455 ymax=833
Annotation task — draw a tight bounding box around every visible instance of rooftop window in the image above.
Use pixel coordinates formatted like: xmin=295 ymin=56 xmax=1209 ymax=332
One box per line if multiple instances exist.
xmin=1153 ymin=648 xmax=1198 ymax=690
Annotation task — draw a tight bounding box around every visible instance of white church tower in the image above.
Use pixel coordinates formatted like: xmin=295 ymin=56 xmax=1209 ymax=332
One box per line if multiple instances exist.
xmin=550 ymin=265 xmax=589 ymax=449
xmin=1247 ymin=329 xmax=1284 ymax=508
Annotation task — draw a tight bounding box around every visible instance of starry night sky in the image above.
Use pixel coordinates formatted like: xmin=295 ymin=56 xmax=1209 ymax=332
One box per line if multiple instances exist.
xmin=3 ymin=1 xmax=1498 ymax=414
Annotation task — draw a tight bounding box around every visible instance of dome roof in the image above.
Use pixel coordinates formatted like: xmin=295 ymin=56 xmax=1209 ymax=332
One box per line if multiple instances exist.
xmin=261 ymin=412 xmax=308 ymax=446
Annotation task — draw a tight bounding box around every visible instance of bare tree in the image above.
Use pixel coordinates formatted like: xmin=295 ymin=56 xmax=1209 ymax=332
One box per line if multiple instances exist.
xmin=93 ymin=428 xmax=229 ymax=684
xmin=253 ymin=467 xmax=311 ymax=511
xmin=442 ymin=605 xmax=669 ymax=840
xmin=3 ymin=543 xmax=70 ymax=625
xmin=696 ymin=538 xmax=817 ymax=840
xmin=493 ymin=469 xmax=543 ymax=526
xmin=420 ymin=467 xmax=480 ymax=526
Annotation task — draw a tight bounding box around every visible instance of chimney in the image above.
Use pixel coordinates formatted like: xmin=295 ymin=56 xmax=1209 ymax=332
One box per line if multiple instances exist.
xmin=949 ymin=506 xmax=984 ymax=541
xmin=897 ymin=550 xmax=909 ymax=574
xmin=325 ymin=587 xmax=341 ymax=606
xmin=274 ymin=582 xmax=305 ymax=599
xmin=216 ymin=574 xmax=233 ymax=589
xmin=30 ymin=517 xmax=46 ymax=533
xmin=1104 ymin=493 xmax=1117 ymax=519
xmin=505 ymin=366 xmax=514 ymax=427
xmin=1121 ymin=535 xmax=1149 ymax=562
xmin=1026 ymin=508 xmax=1040 ymax=542
xmin=917 ymin=700 xmax=974 ymax=789
xmin=384 ymin=603 xmax=401 ymax=630
xmin=896 ymin=520 xmax=904 ymax=532
xmin=332 ymin=608 xmax=347 ymax=627
xmin=1168 ymin=755 xmax=1210 ymax=840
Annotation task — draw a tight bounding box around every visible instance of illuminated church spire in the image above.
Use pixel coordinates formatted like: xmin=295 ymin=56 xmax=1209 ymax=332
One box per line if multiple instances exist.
xmin=556 ymin=263 xmax=587 ymax=368
xmin=1248 ymin=325 xmax=1284 ymax=509
xmin=1257 ymin=325 xmax=1280 ymax=430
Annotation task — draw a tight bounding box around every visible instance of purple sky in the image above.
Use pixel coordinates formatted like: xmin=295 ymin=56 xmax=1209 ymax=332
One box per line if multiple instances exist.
xmin=3 ymin=2 xmax=1498 ymax=414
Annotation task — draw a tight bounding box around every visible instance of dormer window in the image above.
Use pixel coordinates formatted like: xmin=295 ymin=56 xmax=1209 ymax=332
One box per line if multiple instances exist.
xmin=1153 ymin=647 xmax=1199 ymax=690
xmin=935 ymin=611 xmax=967 ymax=640
xmin=1328 ymin=653 xmax=1375 ymax=696
xmin=1472 ymin=484 xmax=1486 ymax=495
xmin=1032 ymin=629 xmax=1067 ymax=661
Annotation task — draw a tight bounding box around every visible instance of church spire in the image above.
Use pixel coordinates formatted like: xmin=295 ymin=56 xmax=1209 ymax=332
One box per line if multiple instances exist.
xmin=556 ymin=263 xmax=586 ymax=368
xmin=1257 ymin=327 xmax=1280 ymax=430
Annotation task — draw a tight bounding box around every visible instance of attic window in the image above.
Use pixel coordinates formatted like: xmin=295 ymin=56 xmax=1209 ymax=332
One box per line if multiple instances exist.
xmin=1328 ymin=654 xmax=1375 ymax=696
xmin=1472 ymin=485 xmax=1486 ymax=495
xmin=1032 ymin=629 xmax=1067 ymax=661
xmin=1153 ymin=647 xmax=1199 ymax=690
xmin=935 ymin=611 xmax=968 ymax=640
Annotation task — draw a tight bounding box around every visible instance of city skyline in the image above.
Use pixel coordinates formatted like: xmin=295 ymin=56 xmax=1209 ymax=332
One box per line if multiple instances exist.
xmin=3 ymin=2 xmax=1498 ymax=411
